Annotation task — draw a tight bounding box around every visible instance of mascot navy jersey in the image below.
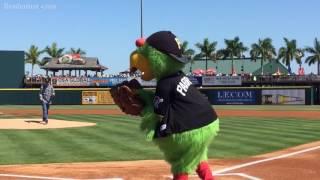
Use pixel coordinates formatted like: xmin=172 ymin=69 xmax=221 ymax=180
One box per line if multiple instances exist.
xmin=154 ymin=71 xmax=218 ymax=138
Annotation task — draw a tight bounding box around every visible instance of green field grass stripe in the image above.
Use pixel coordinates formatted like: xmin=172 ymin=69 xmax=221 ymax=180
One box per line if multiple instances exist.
xmin=30 ymin=130 xmax=85 ymax=163
xmin=223 ymin=121 xmax=320 ymax=135
xmin=221 ymin=125 xmax=320 ymax=140
xmin=66 ymin=114 xmax=140 ymax=128
xmin=66 ymin=125 xmax=160 ymax=161
xmin=49 ymin=115 xmax=69 ymax=120
xmin=221 ymin=122 xmax=320 ymax=138
xmin=218 ymin=129 xmax=318 ymax=147
xmin=221 ymin=128 xmax=320 ymax=142
xmin=222 ymin=118 xmax=320 ymax=130
xmin=0 ymin=131 xmax=29 ymax=164
xmin=0 ymin=130 xmax=57 ymax=164
xmin=51 ymin=114 xmax=140 ymax=126
xmin=47 ymin=128 xmax=117 ymax=162
xmin=91 ymin=115 xmax=141 ymax=125
xmin=220 ymin=129 xmax=320 ymax=144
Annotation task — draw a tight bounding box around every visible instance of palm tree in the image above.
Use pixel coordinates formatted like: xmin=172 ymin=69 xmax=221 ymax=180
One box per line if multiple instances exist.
xmin=44 ymin=42 xmax=64 ymax=58
xmin=208 ymin=49 xmax=226 ymax=73
xmin=67 ymin=48 xmax=86 ymax=55
xmin=250 ymin=38 xmax=276 ymax=75
xmin=295 ymin=48 xmax=305 ymax=68
xmin=195 ymin=38 xmax=217 ymax=71
xmin=277 ymin=38 xmax=298 ymax=74
xmin=224 ymin=36 xmax=248 ymax=74
xmin=181 ymin=41 xmax=195 ymax=59
xmin=25 ymin=45 xmax=44 ymax=76
xmin=181 ymin=41 xmax=195 ymax=73
xmin=239 ymin=42 xmax=248 ymax=58
xmin=305 ymin=38 xmax=320 ymax=75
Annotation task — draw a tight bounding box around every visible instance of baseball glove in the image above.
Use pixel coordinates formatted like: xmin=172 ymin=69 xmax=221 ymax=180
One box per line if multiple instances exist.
xmin=110 ymin=79 xmax=144 ymax=116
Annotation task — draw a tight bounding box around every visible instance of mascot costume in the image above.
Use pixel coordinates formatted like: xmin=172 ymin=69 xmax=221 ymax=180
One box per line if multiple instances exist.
xmin=111 ymin=31 xmax=219 ymax=180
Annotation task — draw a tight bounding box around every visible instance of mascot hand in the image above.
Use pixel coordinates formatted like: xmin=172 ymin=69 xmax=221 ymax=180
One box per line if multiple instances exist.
xmin=110 ymin=79 xmax=144 ymax=116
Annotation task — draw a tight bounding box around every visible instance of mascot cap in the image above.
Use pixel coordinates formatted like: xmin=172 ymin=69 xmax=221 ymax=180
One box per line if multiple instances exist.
xmin=146 ymin=31 xmax=189 ymax=63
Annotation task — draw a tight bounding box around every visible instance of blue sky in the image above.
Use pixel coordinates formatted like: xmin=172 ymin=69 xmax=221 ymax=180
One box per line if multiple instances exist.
xmin=0 ymin=0 xmax=319 ymax=75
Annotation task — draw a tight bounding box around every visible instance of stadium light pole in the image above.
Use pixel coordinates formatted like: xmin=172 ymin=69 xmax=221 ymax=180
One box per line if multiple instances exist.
xmin=140 ymin=0 xmax=143 ymax=38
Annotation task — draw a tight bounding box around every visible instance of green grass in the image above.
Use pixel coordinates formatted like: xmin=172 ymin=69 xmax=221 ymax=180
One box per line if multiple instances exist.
xmin=0 ymin=112 xmax=320 ymax=165
xmin=209 ymin=117 xmax=320 ymax=158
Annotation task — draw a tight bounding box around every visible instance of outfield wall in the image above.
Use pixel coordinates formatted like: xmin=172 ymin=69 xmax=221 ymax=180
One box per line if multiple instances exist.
xmin=0 ymin=86 xmax=315 ymax=105
xmin=201 ymin=86 xmax=313 ymax=105
xmin=0 ymin=88 xmax=109 ymax=105
xmin=0 ymin=51 xmax=24 ymax=88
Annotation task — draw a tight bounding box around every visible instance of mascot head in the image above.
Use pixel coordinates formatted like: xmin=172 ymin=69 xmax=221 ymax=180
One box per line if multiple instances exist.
xmin=130 ymin=31 xmax=189 ymax=81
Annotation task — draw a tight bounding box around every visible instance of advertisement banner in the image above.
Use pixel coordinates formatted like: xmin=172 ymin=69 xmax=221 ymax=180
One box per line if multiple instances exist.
xmin=187 ymin=76 xmax=202 ymax=86
xmin=209 ymin=89 xmax=258 ymax=105
xmin=89 ymin=77 xmax=127 ymax=87
xmin=52 ymin=77 xmax=90 ymax=86
xmin=202 ymin=76 xmax=242 ymax=86
xmin=261 ymin=89 xmax=305 ymax=105
xmin=52 ymin=77 xmax=158 ymax=87
xmin=82 ymin=91 xmax=114 ymax=104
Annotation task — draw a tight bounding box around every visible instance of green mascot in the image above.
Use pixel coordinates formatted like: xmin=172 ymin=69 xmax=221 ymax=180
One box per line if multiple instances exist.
xmin=114 ymin=31 xmax=219 ymax=180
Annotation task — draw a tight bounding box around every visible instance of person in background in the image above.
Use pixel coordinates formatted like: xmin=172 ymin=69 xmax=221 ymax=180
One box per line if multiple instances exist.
xmin=39 ymin=77 xmax=55 ymax=124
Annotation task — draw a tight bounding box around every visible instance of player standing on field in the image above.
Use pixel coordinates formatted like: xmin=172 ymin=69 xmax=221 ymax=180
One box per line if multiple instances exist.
xmin=39 ymin=77 xmax=55 ymax=124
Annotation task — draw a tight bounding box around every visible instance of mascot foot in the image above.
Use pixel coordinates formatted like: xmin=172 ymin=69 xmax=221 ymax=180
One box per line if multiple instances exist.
xmin=196 ymin=161 xmax=214 ymax=180
xmin=173 ymin=173 xmax=188 ymax=180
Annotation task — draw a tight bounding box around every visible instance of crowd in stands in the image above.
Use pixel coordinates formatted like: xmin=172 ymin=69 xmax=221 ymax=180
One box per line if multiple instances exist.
xmin=24 ymin=71 xmax=320 ymax=87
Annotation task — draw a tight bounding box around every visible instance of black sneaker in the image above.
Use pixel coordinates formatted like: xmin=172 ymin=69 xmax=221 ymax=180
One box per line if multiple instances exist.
xmin=42 ymin=120 xmax=48 ymax=125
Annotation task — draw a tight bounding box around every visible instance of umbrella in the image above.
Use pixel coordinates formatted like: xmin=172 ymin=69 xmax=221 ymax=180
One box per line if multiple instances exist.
xmin=206 ymin=68 xmax=216 ymax=75
xmin=231 ymin=68 xmax=237 ymax=75
xmin=298 ymin=67 xmax=305 ymax=75
xmin=192 ymin=69 xmax=205 ymax=76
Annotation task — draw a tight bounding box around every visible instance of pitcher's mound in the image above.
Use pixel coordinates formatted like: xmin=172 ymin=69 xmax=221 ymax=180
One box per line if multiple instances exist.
xmin=0 ymin=119 xmax=96 ymax=129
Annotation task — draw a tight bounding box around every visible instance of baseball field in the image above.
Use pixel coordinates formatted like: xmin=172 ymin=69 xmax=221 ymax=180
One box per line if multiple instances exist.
xmin=0 ymin=105 xmax=319 ymax=180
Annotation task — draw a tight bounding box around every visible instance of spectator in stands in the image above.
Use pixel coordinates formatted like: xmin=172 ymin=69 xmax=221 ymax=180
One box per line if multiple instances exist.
xmin=39 ymin=77 xmax=55 ymax=124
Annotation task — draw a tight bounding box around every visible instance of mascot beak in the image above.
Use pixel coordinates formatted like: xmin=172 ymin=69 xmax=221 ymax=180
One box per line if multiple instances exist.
xmin=130 ymin=52 xmax=154 ymax=81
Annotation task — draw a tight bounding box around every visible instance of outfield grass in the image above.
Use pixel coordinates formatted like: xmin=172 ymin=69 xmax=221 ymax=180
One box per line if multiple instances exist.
xmin=0 ymin=113 xmax=320 ymax=165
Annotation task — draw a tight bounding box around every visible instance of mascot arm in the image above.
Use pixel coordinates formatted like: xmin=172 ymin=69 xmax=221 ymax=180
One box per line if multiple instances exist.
xmin=137 ymin=89 xmax=160 ymax=141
